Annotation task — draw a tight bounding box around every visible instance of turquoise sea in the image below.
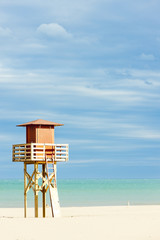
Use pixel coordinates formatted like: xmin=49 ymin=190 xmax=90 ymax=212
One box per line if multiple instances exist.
xmin=0 ymin=179 xmax=160 ymax=207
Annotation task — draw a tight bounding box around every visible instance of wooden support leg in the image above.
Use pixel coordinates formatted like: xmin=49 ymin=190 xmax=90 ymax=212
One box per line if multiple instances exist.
xmin=42 ymin=164 xmax=46 ymax=218
xmin=54 ymin=162 xmax=57 ymax=187
xmin=24 ymin=163 xmax=27 ymax=218
xmin=34 ymin=163 xmax=38 ymax=218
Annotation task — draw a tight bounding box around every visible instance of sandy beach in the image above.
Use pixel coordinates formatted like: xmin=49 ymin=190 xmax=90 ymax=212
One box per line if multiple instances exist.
xmin=0 ymin=206 xmax=160 ymax=240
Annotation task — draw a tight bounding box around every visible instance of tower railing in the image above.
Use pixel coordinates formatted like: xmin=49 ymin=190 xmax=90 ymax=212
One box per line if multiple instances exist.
xmin=12 ymin=143 xmax=69 ymax=162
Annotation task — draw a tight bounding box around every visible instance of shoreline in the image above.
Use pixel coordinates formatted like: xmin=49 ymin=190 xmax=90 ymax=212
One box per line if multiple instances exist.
xmin=1 ymin=205 xmax=160 ymax=239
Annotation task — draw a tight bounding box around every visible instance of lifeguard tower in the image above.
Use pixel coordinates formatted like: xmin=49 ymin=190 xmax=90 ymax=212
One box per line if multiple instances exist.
xmin=12 ymin=119 xmax=69 ymax=218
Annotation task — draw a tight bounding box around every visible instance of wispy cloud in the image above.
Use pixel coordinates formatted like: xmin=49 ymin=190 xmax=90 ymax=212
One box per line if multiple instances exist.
xmin=0 ymin=26 xmax=12 ymax=37
xmin=70 ymin=157 xmax=160 ymax=167
xmin=23 ymin=43 xmax=47 ymax=49
xmin=110 ymin=127 xmax=160 ymax=140
xmin=70 ymin=159 xmax=109 ymax=164
xmin=140 ymin=53 xmax=155 ymax=61
xmin=37 ymin=23 xmax=72 ymax=39
xmin=0 ymin=67 xmax=160 ymax=109
xmin=0 ymin=133 xmax=25 ymax=144
xmin=0 ymin=134 xmax=13 ymax=142
xmin=1 ymin=108 xmax=160 ymax=141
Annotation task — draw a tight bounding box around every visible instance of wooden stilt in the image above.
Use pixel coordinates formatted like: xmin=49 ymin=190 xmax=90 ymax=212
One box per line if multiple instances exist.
xmin=54 ymin=162 xmax=57 ymax=187
xmin=24 ymin=163 xmax=27 ymax=218
xmin=42 ymin=164 xmax=46 ymax=218
xmin=34 ymin=163 xmax=38 ymax=218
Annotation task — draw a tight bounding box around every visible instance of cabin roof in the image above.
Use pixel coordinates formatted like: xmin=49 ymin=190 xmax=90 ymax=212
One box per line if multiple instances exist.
xmin=17 ymin=119 xmax=64 ymax=127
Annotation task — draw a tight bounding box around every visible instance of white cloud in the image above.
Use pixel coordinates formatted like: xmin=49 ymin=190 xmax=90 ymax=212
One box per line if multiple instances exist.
xmin=0 ymin=67 xmax=160 ymax=109
xmin=140 ymin=53 xmax=155 ymax=61
xmin=24 ymin=43 xmax=47 ymax=49
xmin=111 ymin=128 xmax=160 ymax=140
xmin=68 ymin=157 xmax=160 ymax=167
xmin=69 ymin=157 xmax=160 ymax=166
xmin=37 ymin=23 xmax=72 ymax=39
xmin=0 ymin=133 xmax=23 ymax=143
xmin=70 ymin=159 xmax=109 ymax=164
xmin=1 ymin=108 xmax=160 ymax=140
xmin=0 ymin=26 xmax=12 ymax=37
xmin=56 ymin=138 xmax=96 ymax=145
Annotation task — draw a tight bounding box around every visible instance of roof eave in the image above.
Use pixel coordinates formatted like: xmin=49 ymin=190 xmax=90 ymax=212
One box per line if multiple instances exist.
xmin=16 ymin=124 xmax=64 ymax=127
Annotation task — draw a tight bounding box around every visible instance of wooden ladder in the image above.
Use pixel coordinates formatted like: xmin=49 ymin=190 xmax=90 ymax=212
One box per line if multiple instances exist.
xmin=45 ymin=155 xmax=61 ymax=218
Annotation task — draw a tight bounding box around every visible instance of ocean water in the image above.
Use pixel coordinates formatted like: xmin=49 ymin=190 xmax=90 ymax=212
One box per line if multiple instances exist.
xmin=0 ymin=179 xmax=160 ymax=208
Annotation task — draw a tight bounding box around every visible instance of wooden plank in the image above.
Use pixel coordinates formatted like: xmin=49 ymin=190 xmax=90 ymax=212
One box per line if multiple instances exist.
xmin=34 ymin=163 xmax=38 ymax=218
xmin=13 ymin=143 xmax=31 ymax=146
xmin=13 ymin=150 xmax=27 ymax=152
xmin=24 ymin=163 xmax=27 ymax=218
xmin=13 ymin=159 xmax=69 ymax=163
xmin=13 ymin=143 xmax=68 ymax=147
xmin=45 ymin=173 xmax=55 ymax=192
xmin=54 ymin=163 xmax=57 ymax=187
xmin=13 ymin=156 xmax=31 ymax=158
xmin=31 ymin=143 xmax=33 ymax=161
xmin=42 ymin=164 xmax=46 ymax=218
xmin=25 ymin=170 xmax=35 ymax=193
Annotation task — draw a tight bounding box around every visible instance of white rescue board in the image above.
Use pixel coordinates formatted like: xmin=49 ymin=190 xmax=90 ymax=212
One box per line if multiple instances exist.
xmin=50 ymin=187 xmax=61 ymax=218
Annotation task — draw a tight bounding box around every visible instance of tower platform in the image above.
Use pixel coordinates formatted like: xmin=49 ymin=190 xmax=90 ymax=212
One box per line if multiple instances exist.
xmin=12 ymin=143 xmax=68 ymax=163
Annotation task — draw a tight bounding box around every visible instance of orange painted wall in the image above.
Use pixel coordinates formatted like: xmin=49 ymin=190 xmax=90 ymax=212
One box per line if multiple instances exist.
xmin=26 ymin=126 xmax=36 ymax=143
xmin=37 ymin=126 xmax=54 ymax=143
xmin=26 ymin=126 xmax=54 ymax=143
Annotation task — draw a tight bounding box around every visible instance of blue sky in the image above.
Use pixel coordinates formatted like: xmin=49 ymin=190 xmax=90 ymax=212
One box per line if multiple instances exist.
xmin=0 ymin=0 xmax=160 ymax=179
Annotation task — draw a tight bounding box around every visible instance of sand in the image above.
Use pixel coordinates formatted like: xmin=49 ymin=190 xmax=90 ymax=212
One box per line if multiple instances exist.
xmin=0 ymin=206 xmax=160 ymax=240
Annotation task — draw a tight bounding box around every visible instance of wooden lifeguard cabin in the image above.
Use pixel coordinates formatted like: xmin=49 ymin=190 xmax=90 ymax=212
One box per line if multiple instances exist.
xmin=12 ymin=119 xmax=69 ymax=218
